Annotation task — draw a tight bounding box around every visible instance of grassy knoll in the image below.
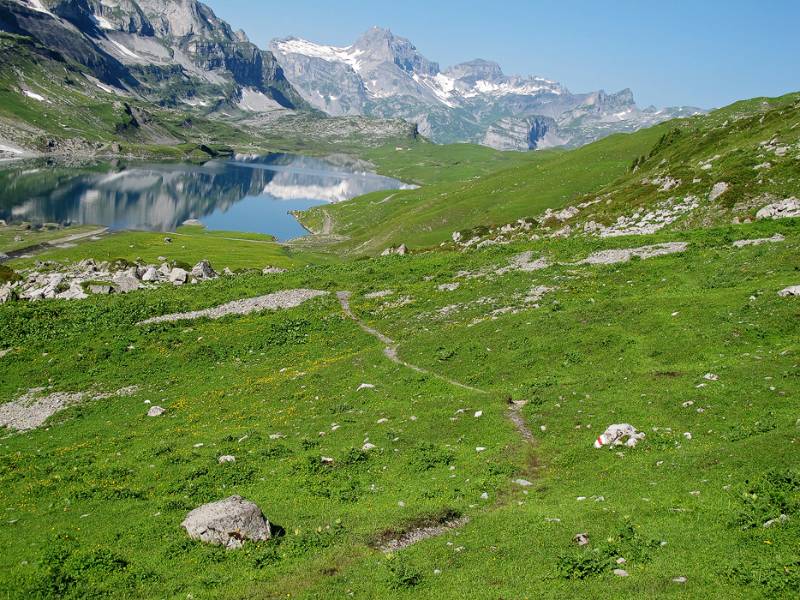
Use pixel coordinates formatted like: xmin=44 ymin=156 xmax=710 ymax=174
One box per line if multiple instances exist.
xmin=1 ymin=216 xmax=797 ymax=599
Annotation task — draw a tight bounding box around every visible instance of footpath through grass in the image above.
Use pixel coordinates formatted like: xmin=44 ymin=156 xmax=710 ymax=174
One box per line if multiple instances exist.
xmin=0 ymin=217 xmax=798 ymax=599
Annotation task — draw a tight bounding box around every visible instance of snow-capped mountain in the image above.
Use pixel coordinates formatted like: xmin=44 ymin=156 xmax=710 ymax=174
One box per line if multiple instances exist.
xmin=0 ymin=0 xmax=305 ymax=111
xmin=271 ymin=27 xmax=704 ymax=149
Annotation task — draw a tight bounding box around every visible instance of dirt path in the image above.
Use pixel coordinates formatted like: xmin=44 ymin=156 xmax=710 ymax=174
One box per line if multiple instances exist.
xmin=336 ymin=291 xmax=486 ymax=394
xmin=508 ymin=400 xmax=534 ymax=442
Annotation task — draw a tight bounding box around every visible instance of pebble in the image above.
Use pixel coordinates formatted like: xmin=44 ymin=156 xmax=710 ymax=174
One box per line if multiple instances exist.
xmin=613 ymin=569 xmax=629 ymax=577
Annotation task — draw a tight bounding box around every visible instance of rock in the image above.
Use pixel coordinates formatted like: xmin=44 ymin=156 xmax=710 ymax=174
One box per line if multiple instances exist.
xmin=147 ymin=406 xmax=166 ymax=417
xmin=672 ymin=576 xmax=688 ymax=584
xmin=57 ymin=283 xmax=88 ymax=301
xmin=223 ymin=267 xmax=235 ymax=276
xmin=594 ymin=424 xmax=645 ymax=448
xmin=708 ymin=182 xmax=729 ymax=201
xmin=362 ymin=442 xmax=377 ymax=451
xmin=381 ymin=244 xmax=408 ymax=256
xmin=169 ymin=268 xmax=189 ymax=285
xmin=320 ymin=456 xmax=335 ymax=465
xmin=218 ymin=455 xmax=236 ymax=464
xmin=89 ymin=284 xmax=114 ymax=295
xmin=756 ymin=197 xmax=800 ymax=220
xmin=181 ymin=496 xmax=271 ymax=549
xmin=112 ymin=270 xmax=141 ymax=293
xmin=262 ymin=266 xmax=287 ymax=275
xmin=357 ymin=383 xmax=375 ymax=391
xmin=164 ymin=237 xmax=173 ymax=244
xmin=182 ymin=219 xmax=203 ymax=227
xmin=613 ymin=569 xmax=629 ymax=577
xmin=703 ymin=373 xmax=720 ymax=381
xmin=763 ymin=514 xmax=789 ymax=528
xmin=732 ymin=234 xmax=785 ymax=248
xmin=142 ymin=267 xmax=159 ymax=282
xmin=514 ymin=479 xmax=533 ymax=487
xmin=778 ymin=286 xmax=800 ymax=297
xmin=0 ymin=285 xmax=15 ymax=304
xmin=574 ymin=533 xmax=590 ymax=546
xmin=191 ymin=260 xmax=217 ymax=280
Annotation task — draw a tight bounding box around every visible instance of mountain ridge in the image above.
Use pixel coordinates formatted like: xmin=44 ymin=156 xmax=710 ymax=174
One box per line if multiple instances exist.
xmin=271 ymin=27 xmax=704 ymax=149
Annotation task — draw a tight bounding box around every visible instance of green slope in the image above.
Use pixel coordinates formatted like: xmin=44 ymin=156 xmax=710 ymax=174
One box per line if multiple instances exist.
xmin=301 ymin=92 xmax=800 ymax=256
xmin=0 ymin=218 xmax=798 ymax=598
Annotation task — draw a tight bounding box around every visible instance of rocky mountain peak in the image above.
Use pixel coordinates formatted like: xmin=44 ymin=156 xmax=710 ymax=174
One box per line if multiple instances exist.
xmin=445 ymin=59 xmax=505 ymax=83
xmin=353 ymin=26 xmax=438 ymax=76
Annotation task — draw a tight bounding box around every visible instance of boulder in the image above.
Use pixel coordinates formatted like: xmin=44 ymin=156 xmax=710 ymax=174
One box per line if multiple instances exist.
xmin=778 ymin=286 xmax=800 ymax=297
xmin=756 ymin=197 xmax=800 ymax=220
xmin=89 ymin=284 xmax=114 ymax=295
xmin=0 ymin=285 xmax=15 ymax=304
xmin=147 ymin=406 xmax=166 ymax=417
xmin=218 ymin=455 xmax=236 ymax=464
xmin=262 ymin=266 xmax=287 ymax=275
xmin=181 ymin=495 xmax=271 ymax=549
xmin=169 ymin=268 xmax=188 ymax=285
xmin=191 ymin=260 xmax=216 ymax=280
xmin=113 ymin=270 xmax=141 ymax=293
xmin=141 ymin=267 xmax=159 ymax=282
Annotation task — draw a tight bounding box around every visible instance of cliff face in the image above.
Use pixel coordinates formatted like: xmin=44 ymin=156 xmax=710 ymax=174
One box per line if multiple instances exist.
xmin=1 ymin=0 xmax=305 ymax=109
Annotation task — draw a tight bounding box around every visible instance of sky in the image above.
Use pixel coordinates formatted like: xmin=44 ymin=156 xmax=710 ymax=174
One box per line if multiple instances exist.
xmin=204 ymin=0 xmax=800 ymax=109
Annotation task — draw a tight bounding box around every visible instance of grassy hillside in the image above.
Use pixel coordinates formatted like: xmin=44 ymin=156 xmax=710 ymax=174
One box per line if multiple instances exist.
xmin=0 ymin=217 xmax=798 ymax=598
xmin=299 ymin=92 xmax=800 ymax=256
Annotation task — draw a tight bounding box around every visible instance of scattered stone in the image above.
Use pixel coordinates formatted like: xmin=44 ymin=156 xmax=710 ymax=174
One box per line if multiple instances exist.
xmin=164 ymin=237 xmax=173 ymax=244
xmin=218 ymin=455 xmax=236 ymax=464
xmin=756 ymin=197 xmax=800 ymax=220
xmin=672 ymin=576 xmax=688 ymax=584
xmin=320 ymin=456 xmax=335 ymax=465
xmin=381 ymin=244 xmax=408 ymax=256
xmin=708 ymin=182 xmax=729 ymax=201
xmin=362 ymin=443 xmax=377 ymax=451
xmin=191 ymin=260 xmax=216 ymax=280
xmin=763 ymin=514 xmax=789 ymax=528
xmin=474 ymin=411 xmax=483 ymax=418
xmin=704 ymin=373 xmax=720 ymax=381
xmin=262 ymin=266 xmax=287 ymax=275
xmin=613 ymin=569 xmax=629 ymax=577
xmin=181 ymin=496 xmax=271 ymax=549
xmin=364 ymin=290 xmax=394 ymax=299
xmin=514 ymin=479 xmax=533 ymax=487
xmin=778 ymin=286 xmax=800 ymax=298
xmin=616 ymin=557 xmax=627 ymax=565
xmin=141 ymin=267 xmax=159 ymax=282
xmin=147 ymin=406 xmax=166 ymax=417
xmin=438 ymin=282 xmax=460 ymax=292
xmin=732 ymin=234 xmax=785 ymax=248
xmin=574 ymin=533 xmax=590 ymax=546
xmin=579 ymin=242 xmax=688 ymax=265
xmin=357 ymin=383 xmax=375 ymax=391
xmin=138 ymin=290 xmax=328 ymax=325
xmin=169 ymin=268 xmax=188 ymax=285
xmin=89 ymin=284 xmax=113 ymax=295
xmin=594 ymin=424 xmax=646 ymax=448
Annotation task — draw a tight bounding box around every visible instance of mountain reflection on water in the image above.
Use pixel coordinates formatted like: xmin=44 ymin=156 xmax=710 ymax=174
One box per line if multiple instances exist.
xmin=0 ymin=154 xmax=410 ymax=240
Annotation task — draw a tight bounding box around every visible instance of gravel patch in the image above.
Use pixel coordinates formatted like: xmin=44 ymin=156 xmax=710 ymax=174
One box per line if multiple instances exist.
xmin=139 ymin=290 xmax=328 ymax=325
xmin=379 ymin=516 xmax=470 ymax=552
xmin=0 ymin=386 xmax=139 ymax=432
xmin=578 ymin=242 xmax=688 ymax=265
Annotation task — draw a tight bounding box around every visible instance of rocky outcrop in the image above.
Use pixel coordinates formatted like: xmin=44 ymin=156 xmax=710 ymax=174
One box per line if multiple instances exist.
xmin=756 ymin=197 xmax=800 ymax=220
xmin=181 ymin=496 xmax=272 ymax=549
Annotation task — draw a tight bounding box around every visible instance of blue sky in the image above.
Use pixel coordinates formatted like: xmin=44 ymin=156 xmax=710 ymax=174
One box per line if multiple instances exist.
xmin=205 ymin=0 xmax=799 ymax=109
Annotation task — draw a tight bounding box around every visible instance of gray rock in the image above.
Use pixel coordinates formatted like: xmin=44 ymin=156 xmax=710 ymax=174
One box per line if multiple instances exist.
xmin=113 ymin=270 xmax=141 ymax=293
xmin=574 ymin=533 xmax=590 ymax=546
xmin=147 ymin=406 xmax=166 ymax=417
xmin=89 ymin=284 xmax=114 ymax=295
xmin=756 ymin=197 xmax=800 ymax=220
xmin=169 ymin=268 xmax=188 ymax=285
xmin=141 ymin=267 xmax=159 ymax=282
xmin=778 ymin=286 xmax=800 ymax=298
xmin=613 ymin=569 xmax=629 ymax=577
xmin=181 ymin=495 xmax=271 ymax=549
xmin=218 ymin=455 xmax=236 ymax=464
xmin=191 ymin=260 xmax=216 ymax=280
xmin=262 ymin=266 xmax=288 ymax=275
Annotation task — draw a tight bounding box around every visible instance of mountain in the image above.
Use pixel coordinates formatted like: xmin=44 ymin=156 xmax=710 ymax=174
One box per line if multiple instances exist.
xmin=271 ymin=27 xmax=704 ymax=149
xmin=0 ymin=0 xmax=305 ymax=111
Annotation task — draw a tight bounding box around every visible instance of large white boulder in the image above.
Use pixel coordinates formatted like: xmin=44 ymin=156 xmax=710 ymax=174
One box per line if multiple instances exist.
xmin=181 ymin=496 xmax=272 ymax=549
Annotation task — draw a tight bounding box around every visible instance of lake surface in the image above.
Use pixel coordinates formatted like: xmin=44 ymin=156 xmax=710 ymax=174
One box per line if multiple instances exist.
xmin=0 ymin=154 xmax=409 ymax=240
